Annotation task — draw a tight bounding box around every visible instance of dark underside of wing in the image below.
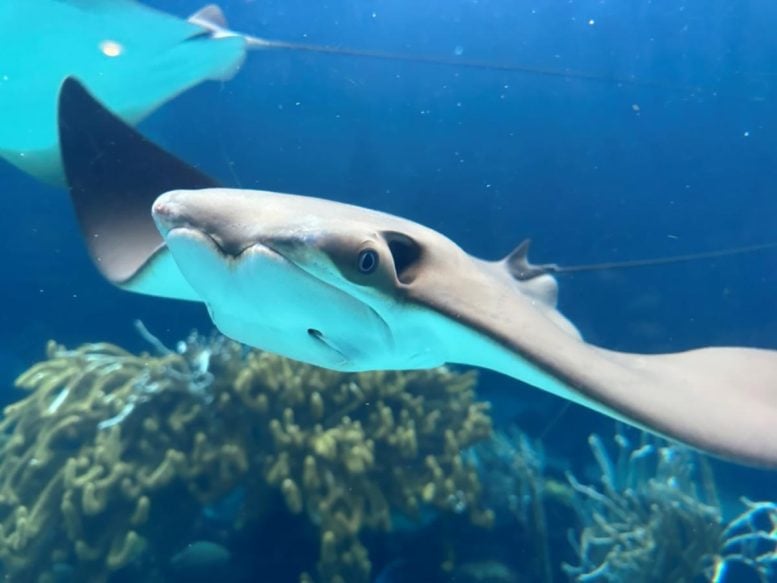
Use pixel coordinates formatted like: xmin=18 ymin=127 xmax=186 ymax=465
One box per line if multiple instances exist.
xmin=57 ymin=77 xmax=219 ymax=284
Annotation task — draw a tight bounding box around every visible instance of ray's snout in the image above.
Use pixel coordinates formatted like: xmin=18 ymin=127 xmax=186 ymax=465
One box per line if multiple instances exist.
xmin=152 ymin=191 xmax=190 ymax=234
xmin=151 ymin=189 xmax=267 ymax=258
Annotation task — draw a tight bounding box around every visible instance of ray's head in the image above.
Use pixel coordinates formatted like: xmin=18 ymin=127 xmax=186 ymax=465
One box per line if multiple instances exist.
xmin=152 ymin=188 xmax=449 ymax=371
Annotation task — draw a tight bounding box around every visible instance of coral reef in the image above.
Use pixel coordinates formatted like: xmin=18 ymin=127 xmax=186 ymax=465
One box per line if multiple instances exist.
xmin=0 ymin=331 xmax=493 ymax=582
xmin=563 ymin=428 xmax=777 ymax=583
xmin=470 ymin=427 xmax=574 ymax=583
xmin=708 ymin=499 xmax=777 ymax=582
xmin=563 ymin=429 xmax=724 ymax=582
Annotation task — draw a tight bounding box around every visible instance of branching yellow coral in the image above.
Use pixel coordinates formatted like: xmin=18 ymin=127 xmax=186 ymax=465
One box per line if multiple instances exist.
xmin=0 ymin=333 xmax=493 ymax=582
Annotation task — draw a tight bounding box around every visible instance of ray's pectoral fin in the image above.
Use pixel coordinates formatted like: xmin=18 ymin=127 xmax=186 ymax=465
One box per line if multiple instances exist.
xmin=599 ymin=345 xmax=777 ymax=467
xmin=57 ymin=77 xmax=220 ymax=301
xmin=457 ymin=258 xmax=777 ymax=467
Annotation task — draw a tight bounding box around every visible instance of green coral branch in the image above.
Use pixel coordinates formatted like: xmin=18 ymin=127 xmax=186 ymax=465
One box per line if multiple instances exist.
xmin=564 ymin=427 xmax=777 ymax=583
xmin=0 ymin=332 xmax=493 ymax=582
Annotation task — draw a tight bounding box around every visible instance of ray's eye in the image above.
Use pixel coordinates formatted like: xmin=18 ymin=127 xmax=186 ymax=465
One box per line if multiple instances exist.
xmin=357 ymin=248 xmax=379 ymax=274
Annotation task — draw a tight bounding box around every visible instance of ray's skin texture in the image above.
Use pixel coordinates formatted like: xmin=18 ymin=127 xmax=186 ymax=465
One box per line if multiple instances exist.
xmin=59 ymin=79 xmax=777 ymax=468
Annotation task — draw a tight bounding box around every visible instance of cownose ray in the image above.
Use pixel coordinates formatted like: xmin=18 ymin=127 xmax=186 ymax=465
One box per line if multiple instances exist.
xmin=0 ymin=1 xmax=248 ymax=185
xmin=2 ymin=1 xmax=706 ymax=186
xmin=58 ymin=78 xmax=777 ymax=468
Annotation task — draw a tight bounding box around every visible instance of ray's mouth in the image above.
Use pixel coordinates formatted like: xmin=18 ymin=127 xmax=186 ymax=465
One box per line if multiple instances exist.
xmin=153 ymin=197 xmax=291 ymax=261
xmin=153 ymin=200 xmax=238 ymax=252
xmin=169 ymin=226 xmax=259 ymax=259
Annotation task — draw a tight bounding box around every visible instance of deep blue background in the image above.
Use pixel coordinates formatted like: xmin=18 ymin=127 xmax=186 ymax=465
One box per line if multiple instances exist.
xmin=1 ymin=0 xmax=776 ymax=500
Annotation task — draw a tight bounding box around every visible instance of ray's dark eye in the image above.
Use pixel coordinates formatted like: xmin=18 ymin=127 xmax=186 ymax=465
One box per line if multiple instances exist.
xmin=357 ymin=248 xmax=379 ymax=274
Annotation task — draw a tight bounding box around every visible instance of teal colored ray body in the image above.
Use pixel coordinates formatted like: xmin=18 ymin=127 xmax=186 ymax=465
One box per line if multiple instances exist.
xmin=0 ymin=0 xmax=246 ymax=183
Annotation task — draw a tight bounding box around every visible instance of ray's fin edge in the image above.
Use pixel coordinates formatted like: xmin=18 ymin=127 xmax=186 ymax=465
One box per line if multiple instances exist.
xmin=57 ymin=77 xmax=219 ymax=299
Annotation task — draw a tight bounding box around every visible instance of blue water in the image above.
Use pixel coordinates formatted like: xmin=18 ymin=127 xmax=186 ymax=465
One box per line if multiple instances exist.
xmin=1 ymin=1 xmax=776 ymax=580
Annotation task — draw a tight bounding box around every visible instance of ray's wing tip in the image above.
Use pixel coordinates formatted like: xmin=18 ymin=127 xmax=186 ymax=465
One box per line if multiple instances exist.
xmin=58 ymin=76 xmax=91 ymax=118
xmin=57 ymin=76 xmax=112 ymax=192
xmin=57 ymin=76 xmax=89 ymax=186
xmin=56 ymin=71 xmax=221 ymax=295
